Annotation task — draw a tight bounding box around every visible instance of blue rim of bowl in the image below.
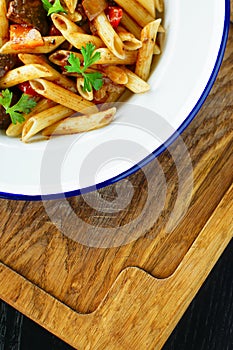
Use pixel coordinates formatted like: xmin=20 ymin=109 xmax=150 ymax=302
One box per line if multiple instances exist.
xmin=0 ymin=0 xmax=230 ymax=201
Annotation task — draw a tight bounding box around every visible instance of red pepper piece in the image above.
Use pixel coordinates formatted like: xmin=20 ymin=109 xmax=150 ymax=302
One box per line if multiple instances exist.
xmin=107 ymin=6 xmax=123 ymax=29
xmin=18 ymin=81 xmax=40 ymax=98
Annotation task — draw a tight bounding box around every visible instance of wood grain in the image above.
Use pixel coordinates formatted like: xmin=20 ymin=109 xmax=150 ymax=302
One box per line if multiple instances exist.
xmin=0 ymin=12 xmax=232 ymax=350
xmin=0 ymin=183 xmax=232 ymax=350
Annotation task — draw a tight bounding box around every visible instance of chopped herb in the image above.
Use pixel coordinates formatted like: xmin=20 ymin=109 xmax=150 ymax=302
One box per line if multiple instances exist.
xmin=41 ymin=0 xmax=67 ymax=16
xmin=65 ymin=43 xmax=103 ymax=92
xmin=0 ymin=89 xmax=37 ymax=124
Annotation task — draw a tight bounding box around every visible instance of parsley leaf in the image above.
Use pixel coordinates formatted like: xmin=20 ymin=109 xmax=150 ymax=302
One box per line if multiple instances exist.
xmin=64 ymin=43 xmax=103 ymax=92
xmin=41 ymin=0 xmax=67 ymax=16
xmin=0 ymin=89 xmax=12 ymax=109
xmin=0 ymin=89 xmax=37 ymax=124
xmin=84 ymin=72 xmax=103 ymax=92
xmin=81 ymin=44 xmax=101 ymax=69
xmin=65 ymin=53 xmax=81 ymax=73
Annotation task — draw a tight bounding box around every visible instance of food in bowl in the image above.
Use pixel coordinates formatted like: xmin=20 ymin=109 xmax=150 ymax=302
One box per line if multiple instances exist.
xmin=0 ymin=0 xmax=165 ymax=142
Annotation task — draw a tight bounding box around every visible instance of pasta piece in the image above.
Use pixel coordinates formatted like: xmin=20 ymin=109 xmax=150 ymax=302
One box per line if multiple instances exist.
xmin=49 ymin=48 xmax=137 ymax=66
xmin=99 ymin=86 xmax=126 ymax=110
xmin=137 ymin=0 xmax=155 ymax=17
xmin=51 ymin=13 xmax=104 ymax=49
xmin=101 ymin=66 xmax=128 ymax=85
xmin=122 ymin=67 xmax=150 ymax=93
xmin=153 ymin=44 xmax=161 ymax=55
xmin=67 ymin=10 xmax=82 ymax=23
xmin=22 ymin=105 xmax=75 ymax=142
xmin=52 ymin=13 xmax=85 ymax=33
xmin=76 ymin=78 xmax=94 ymax=101
xmin=93 ymin=48 xmax=136 ymax=65
xmin=42 ymin=107 xmax=116 ymax=136
xmin=154 ymin=0 xmax=164 ymax=12
xmin=158 ymin=24 xmax=165 ymax=33
xmin=65 ymin=66 xmax=128 ymax=86
xmin=30 ymin=79 xmax=98 ymax=113
xmin=18 ymin=53 xmax=77 ymax=92
xmin=113 ymin=0 xmax=154 ymax=27
xmin=120 ymin=11 xmax=142 ymax=40
xmin=116 ymin=26 xmax=142 ymax=51
xmin=0 ymin=0 xmax=8 ymax=47
xmin=49 ymin=50 xmax=82 ymax=66
xmin=63 ymin=0 xmax=78 ymax=13
xmin=93 ymin=12 xmax=125 ymax=59
xmin=135 ymin=19 xmax=161 ymax=80
xmin=0 ymin=36 xmax=66 ymax=54
xmin=0 ymin=64 xmax=53 ymax=88
xmin=6 ymin=99 xmax=57 ymax=137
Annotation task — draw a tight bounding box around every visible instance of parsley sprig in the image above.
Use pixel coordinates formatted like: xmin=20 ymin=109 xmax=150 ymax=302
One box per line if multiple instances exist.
xmin=41 ymin=0 xmax=67 ymax=16
xmin=0 ymin=89 xmax=37 ymax=124
xmin=65 ymin=43 xmax=103 ymax=92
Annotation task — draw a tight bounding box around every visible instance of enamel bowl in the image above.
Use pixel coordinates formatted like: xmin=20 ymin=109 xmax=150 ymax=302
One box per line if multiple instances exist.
xmin=0 ymin=0 xmax=230 ymax=200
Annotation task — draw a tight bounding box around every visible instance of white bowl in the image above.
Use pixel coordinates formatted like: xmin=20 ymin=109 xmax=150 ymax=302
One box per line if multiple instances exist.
xmin=0 ymin=0 xmax=230 ymax=200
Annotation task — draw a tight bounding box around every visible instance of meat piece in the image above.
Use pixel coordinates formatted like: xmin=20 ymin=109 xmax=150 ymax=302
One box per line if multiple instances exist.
xmin=0 ymin=54 xmax=17 ymax=77
xmin=0 ymin=106 xmax=11 ymax=129
xmin=7 ymin=0 xmax=48 ymax=36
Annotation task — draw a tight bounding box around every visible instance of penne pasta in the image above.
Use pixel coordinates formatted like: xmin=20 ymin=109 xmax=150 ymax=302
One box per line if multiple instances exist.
xmin=30 ymin=79 xmax=98 ymax=113
xmin=158 ymin=24 xmax=165 ymax=33
xmin=49 ymin=50 xmax=82 ymax=66
xmin=135 ymin=19 xmax=161 ymax=81
xmin=95 ymin=48 xmax=137 ymax=65
xmin=113 ymin=0 xmax=154 ymax=27
xmin=99 ymin=87 xmax=126 ymax=111
xmin=120 ymin=11 xmax=142 ymax=40
xmin=93 ymin=12 xmax=125 ymax=59
xmin=116 ymin=26 xmax=142 ymax=51
xmin=137 ymin=0 xmax=155 ymax=17
xmin=51 ymin=13 xmax=104 ymax=49
xmin=18 ymin=53 xmax=77 ymax=92
xmin=49 ymin=48 xmax=137 ymax=67
xmin=22 ymin=105 xmax=75 ymax=142
xmin=6 ymin=99 xmax=57 ymax=137
xmin=0 ymin=64 xmax=53 ymax=88
xmin=154 ymin=0 xmax=164 ymax=13
xmin=51 ymin=13 xmax=85 ymax=34
xmin=94 ymin=48 xmax=137 ymax=65
xmin=101 ymin=66 xmax=128 ymax=85
xmin=63 ymin=0 xmax=78 ymax=14
xmin=122 ymin=67 xmax=150 ymax=93
xmin=153 ymin=44 xmax=161 ymax=55
xmin=67 ymin=10 xmax=82 ymax=23
xmin=42 ymin=107 xmax=117 ymax=136
xmin=0 ymin=36 xmax=66 ymax=54
xmin=0 ymin=0 xmax=8 ymax=47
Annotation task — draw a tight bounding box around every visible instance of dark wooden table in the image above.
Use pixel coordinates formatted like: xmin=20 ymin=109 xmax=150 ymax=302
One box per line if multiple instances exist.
xmin=0 ymin=5 xmax=232 ymax=350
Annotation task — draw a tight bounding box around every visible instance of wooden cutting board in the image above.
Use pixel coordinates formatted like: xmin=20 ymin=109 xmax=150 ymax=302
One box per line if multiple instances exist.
xmin=0 ymin=16 xmax=232 ymax=350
